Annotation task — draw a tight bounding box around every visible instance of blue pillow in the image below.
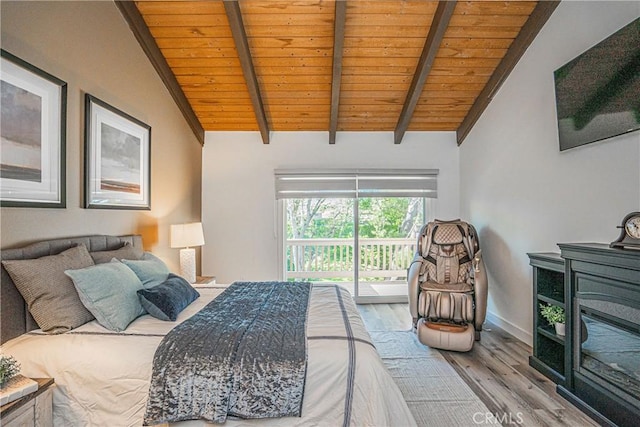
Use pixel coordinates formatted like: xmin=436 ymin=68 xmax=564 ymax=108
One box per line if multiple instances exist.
xmin=137 ymin=274 xmax=200 ymax=321
xmin=121 ymin=252 xmax=170 ymax=288
xmin=65 ymin=262 xmax=146 ymax=332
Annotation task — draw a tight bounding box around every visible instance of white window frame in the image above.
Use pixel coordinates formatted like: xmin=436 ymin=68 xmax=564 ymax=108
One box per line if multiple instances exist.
xmin=275 ymin=169 xmax=438 ymax=303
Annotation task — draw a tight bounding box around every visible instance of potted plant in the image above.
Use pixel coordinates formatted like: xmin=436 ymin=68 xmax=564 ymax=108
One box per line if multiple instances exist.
xmin=539 ymin=304 xmax=566 ymax=336
xmin=0 ymin=355 xmax=20 ymax=387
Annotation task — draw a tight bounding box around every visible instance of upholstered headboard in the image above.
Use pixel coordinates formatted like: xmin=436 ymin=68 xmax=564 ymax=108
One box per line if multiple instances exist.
xmin=1 ymin=234 xmax=143 ymax=344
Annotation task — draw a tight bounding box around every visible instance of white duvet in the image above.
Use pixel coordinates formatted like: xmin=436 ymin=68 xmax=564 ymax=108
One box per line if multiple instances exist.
xmin=2 ymin=284 xmax=416 ymax=427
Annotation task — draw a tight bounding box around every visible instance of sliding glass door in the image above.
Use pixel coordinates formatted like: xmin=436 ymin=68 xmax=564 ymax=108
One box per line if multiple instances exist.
xmin=277 ymin=169 xmax=436 ymax=303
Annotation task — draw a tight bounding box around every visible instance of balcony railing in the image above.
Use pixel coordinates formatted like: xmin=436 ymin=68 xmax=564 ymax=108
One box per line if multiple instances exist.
xmin=286 ymin=237 xmax=417 ymax=281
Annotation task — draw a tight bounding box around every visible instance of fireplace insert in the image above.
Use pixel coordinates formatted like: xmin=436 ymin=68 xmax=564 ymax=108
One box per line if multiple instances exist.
xmin=577 ymin=300 xmax=640 ymax=405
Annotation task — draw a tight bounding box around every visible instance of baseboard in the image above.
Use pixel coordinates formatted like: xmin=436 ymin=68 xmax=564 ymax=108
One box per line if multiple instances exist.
xmin=485 ymin=311 xmax=532 ymax=346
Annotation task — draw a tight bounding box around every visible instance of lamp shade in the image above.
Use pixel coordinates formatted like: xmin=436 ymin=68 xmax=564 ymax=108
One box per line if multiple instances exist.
xmin=170 ymin=222 xmax=205 ymax=248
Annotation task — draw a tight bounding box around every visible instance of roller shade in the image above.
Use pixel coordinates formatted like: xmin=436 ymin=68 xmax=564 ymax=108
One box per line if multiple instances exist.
xmin=275 ymin=169 xmax=438 ymax=199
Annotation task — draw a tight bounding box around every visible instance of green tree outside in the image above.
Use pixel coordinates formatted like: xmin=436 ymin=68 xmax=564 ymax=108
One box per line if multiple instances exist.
xmin=285 ymin=197 xmax=424 ymax=281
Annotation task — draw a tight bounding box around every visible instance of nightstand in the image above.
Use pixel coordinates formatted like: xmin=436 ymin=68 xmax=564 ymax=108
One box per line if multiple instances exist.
xmin=0 ymin=378 xmax=54 ymax=427
xmin=195 ymin=276 xmax=216 ymax=285
xmin=193 ymin=276 xmax=230 ymax=289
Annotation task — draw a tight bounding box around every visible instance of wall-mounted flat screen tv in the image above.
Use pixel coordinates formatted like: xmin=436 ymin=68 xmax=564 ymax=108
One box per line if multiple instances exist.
xmin=554 ymin=18 xmax=639 ymax=151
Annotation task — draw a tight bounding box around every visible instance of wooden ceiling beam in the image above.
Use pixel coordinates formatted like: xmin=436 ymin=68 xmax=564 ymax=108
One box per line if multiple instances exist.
xmin=329 ymin=1 xmax=347 ymax=145
xmin=224 ymin=0 xmax=270 ymax=144
xmin=456 ymin=1 xmax=560 ymax=145
xmin=394 ymin=0 xmax=457 ymax=145
xmin=114 ymin=1 xmax=204 ymax=145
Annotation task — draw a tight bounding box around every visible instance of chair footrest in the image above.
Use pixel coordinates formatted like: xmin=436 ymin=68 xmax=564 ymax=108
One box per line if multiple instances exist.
xmin=425 ymin=321 xmax=469 ymax=333
xmin=417 ymin=319 xmax=474 ymax=352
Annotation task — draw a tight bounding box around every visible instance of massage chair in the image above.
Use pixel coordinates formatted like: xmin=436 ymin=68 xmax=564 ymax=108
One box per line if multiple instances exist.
xmin=407 ymin=219 xmax=488 ymax=352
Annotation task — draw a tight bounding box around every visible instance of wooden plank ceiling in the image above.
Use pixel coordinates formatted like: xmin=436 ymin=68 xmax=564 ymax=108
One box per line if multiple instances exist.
xmin=126 ymin=0 xmax=558 ymax=145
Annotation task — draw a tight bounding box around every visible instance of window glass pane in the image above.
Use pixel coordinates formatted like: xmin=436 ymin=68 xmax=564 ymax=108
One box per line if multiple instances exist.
xmin=285 ymin=198 xmax=355 ymax=290
xmin=357 ymin=197 xmax=424 ymax=298
xmin=358 ymin=197 xmax=424 ymax=238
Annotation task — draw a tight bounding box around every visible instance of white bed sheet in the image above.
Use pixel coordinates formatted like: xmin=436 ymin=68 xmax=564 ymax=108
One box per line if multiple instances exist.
xmin=2 ymin=285 xmax=416 ymax=427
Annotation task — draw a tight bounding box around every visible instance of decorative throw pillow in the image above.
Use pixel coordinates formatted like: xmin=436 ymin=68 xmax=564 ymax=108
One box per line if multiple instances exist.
xmin=121 ymin=252 xmax=171 ymax=288
xmin=137 ymin=274 xmax=200 ymax=321
xmin=65 ymin=262 xmax=146 ymax=332
xmin=1 ymin=245 xmax=96 ymax=334
xmin=90 ymin=242 xmax=144 ymax=264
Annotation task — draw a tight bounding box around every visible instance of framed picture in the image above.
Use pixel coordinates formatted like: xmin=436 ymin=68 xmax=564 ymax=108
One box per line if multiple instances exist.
xmin=84 ymin=94 xmax=151 ymax=210
xmin=1 ymin=49 xmax=66 ymax=208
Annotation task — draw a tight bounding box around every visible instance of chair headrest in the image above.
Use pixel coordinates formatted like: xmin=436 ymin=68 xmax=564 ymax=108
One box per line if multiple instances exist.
xmin=432 ymin=223 xmax=464 ymax=245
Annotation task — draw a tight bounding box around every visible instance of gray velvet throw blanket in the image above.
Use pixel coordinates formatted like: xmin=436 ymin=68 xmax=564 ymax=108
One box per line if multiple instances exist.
xmin=144 ymin=281 xmax=312 ymax=425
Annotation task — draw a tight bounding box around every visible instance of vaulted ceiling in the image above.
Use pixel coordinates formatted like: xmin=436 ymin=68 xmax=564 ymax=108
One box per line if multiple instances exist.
xmin=116 ymin=0 xmax=559 ymax=145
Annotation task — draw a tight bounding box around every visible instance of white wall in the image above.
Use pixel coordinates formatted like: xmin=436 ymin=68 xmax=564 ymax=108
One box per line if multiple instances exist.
xmin=202 ymin=131 xmax=459 ymax=283
xmin=459 ymin=1 xmax=640 ymax=344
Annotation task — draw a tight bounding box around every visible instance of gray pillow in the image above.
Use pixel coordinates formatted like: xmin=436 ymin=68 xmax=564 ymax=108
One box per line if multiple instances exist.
xmin=137 ymin=274 xmax=200 ymax=321
xmin=90 ymin=242 xmax=143 ymax=264
xmin=65 ymin=262 xmax=146 ymax=332
xmin=121 ymin=252 xmax=171 ymax=288
xmin=1 ymin=245 xmax=96 ymax=334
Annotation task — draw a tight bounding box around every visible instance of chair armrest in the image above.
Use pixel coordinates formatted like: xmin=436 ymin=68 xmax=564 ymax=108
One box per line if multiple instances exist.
xmin=407 ymin=254 xmax=423 ymax=321
xmin=473 ymin=251 xmax=488 ymax=331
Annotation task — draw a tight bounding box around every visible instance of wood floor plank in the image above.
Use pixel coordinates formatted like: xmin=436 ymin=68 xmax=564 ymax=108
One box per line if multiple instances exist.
xmin=389 ymin=303 xmax=413 ymax=330
xmin=358 ymin=304 xmax=386 ymax=332
xmin=357 ymin=303 xmax=599 ymax=427
xmin=478 ymin=327 xmax=528 ymax=367
xmin=439 ymin=349 xmax=507 ymax=410
xmin=373 ymin=304 xmax=406 ymax=331
xmin=466 ymin=341 xmax=569 ymax=412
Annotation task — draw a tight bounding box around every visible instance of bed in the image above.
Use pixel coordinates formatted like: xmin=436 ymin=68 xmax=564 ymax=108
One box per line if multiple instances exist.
xmin=0 ymin=234 xmax=416 ymax=426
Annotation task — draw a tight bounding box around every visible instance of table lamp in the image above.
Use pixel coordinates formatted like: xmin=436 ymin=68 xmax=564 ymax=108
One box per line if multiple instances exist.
xmin=170 ymin=222 xmax=205 ymax=283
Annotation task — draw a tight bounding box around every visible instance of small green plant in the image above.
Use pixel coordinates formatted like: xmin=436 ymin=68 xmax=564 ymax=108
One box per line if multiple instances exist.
xmin=0 ymin=355 xmax=21 ymax=387
xmin=539 ymin=304 xmax=565 ymax=324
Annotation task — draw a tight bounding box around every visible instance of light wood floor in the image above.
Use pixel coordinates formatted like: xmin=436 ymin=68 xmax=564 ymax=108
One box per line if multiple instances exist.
xmin=357 ymin=303 xmax=599 ymax=427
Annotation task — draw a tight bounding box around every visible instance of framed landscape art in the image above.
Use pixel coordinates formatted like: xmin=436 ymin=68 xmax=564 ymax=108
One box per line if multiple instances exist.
xmin=84 ymin=94 xmax=150 ymax=210
xmin=1 ymin=49 xmax=67 ymax=208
